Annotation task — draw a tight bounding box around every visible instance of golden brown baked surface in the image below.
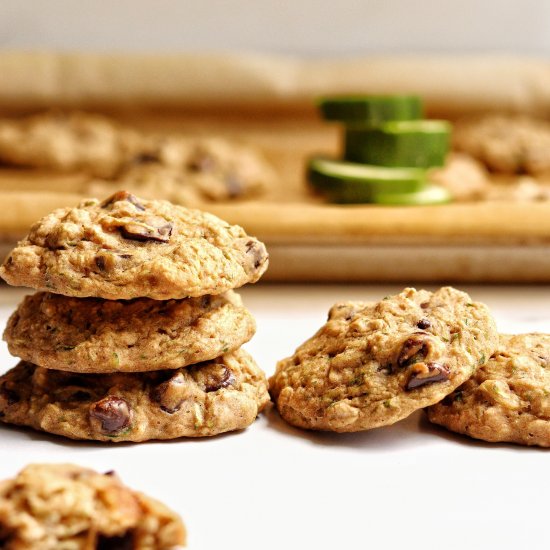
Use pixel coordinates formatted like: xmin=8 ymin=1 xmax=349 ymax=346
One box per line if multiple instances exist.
xmin=0 ymin=191 xmax=269 ymax=300
xmin=270 ymin=287 xmax=498 ymax=432
xmin=0 ymin=463 xmax=186 ymax=549
xmin=0 ymin=349 xmax=269 ymax=442
xmin=3 ymin=290 xmax=255 ymax=373
xmin=427 ymin=333 xmax=550 ymax=447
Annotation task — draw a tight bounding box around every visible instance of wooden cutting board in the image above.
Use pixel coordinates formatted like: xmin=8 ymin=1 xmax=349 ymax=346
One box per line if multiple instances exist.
xmin=1 ymin=52 xmax=550 ymax=282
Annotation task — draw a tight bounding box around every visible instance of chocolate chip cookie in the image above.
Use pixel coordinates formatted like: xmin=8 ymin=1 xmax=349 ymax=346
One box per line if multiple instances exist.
xmin=427 ymin=333 xmax=550 ymax=446
xmin=104 ymin=134 xmax=274 ymax=202
xmin=0 ymin=191 xmax=268 ymax=300
xmin=0 ymin=111 xmax=142 ymax=178
xmin=0 ymin=111 xmax=275 ymax=204
xmin=453 ymin=114 xmax=550 ymax=176
xmin=4 ymin=290 xmax=255 ymax=373
xmin=0 ymin=463 xmax=185 ymax=549
xmin=0 ymin=349 xmax=269 ymax=441
xmin=269 ymin=287 xmax=498 ymax=432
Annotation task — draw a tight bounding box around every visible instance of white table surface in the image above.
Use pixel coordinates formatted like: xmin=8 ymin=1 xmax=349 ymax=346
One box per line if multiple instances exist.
xmin=1 ymin=283 xmax=549 ymax=550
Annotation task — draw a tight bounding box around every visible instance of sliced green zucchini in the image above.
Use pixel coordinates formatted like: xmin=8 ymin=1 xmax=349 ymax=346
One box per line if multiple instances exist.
xmin=345 ymin=120 xmax=451 ymax=168
xmin=307 ymin=156 xmax=427 ymax=203
xmin=318 ymin=95 xmax=423 ymax=125
xmin=371 ymin=184 xmax=452 ymax=206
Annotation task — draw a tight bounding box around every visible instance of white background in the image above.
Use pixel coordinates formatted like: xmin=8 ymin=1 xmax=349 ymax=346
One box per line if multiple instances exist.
xmin=1 ymin=284 xmax=550 ymax=550
xmin=0 ymin=0 xmax=549 ymax=55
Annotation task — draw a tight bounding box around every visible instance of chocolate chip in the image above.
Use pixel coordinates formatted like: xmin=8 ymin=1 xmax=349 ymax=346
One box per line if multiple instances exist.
xmin=406 ymin=362 xmax=450 ymax=390
xmin=245 ymin=240 xmax=267 ymax=269
xmin=416 ymin=318 xmax=431 ymax=330
xmin=95 ymin=256 xmax=106 ymax=270
xmin=204 ymin=365 xmax=235 ymax=392
xmin=225 ymin=174 xmax=243 ymax=197
xmin=152 ymin=373 xmax=186 ymax=414
xmin=0 ymin=383 xmax=19 ymax=405
xmin=89 ymin=397 xmax=131 ymax=435
xmin=397 ymin=333 xmax=430 ymax=368
xmin=420 ymin=301 xmax=430 ymax=309
xmin=101 ymin=191 xmax=145 ymax=210
xmin=188 ymin=152 xmax=215 ymax=172
xmin=103 ymin=470 xmax=116 ymax=476
xmin=132 ymin=152 xmax=160 ymax=165
xmin=120 ymin=217 xmax=173 ymax=243
xmin=96 ymin=530 xmax=135 ymax=550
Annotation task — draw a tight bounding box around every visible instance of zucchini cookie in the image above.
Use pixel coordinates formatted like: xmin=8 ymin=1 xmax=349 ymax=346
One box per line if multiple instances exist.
xmin=0 ymin=111 xmax=142 ymax=178
xmin=0 ymin=463 xmax=186 ymax=549
xmin=107 ymin=134 xmax=274 ymax=202
xmin=453 ymin=114 xmax=550 ymax=176
xmin=4 ymin=290 xmax=255 ymax=373
xmin=427 ymin=333 xmax=550 ymax=447
xmin=0 ymin=191 xmax=268 ymax=300
xmin=270 ymin=287 xmax=498 ymax=432
xmin=0 ymin=349 xmax=269 ymax=442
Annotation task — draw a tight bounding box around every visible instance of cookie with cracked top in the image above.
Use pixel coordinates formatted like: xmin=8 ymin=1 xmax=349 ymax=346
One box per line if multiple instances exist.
xmin=0 ymin=349 xmax=269 ymax=442
xmin=427 ymin=333 xmax=550 ymax=447
xmin=0 ymin=191 xmax=268 ymax=300
xmin=0 ymin=463 xmax=185 ymax=549
xmin=4 ymin=290 xmax=255 ymax=373
xmin=269 ymin=287 xmax=498 ymax=432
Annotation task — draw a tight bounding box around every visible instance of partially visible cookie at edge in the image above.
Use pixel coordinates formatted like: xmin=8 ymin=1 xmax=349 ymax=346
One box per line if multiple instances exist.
xmin=0 ymin=463 xmax=186 ymax=550
xmin=0 ymin=111 xmax=142 ymax=178
xmin=269 ymin=287 xmax=498 ymax=432
xmin=0 ymin=191 xmax=268 ymax=300
xmin=0 ymin=349 xmax=269 ymax=442
xmin=4 ymin=290 xmax=255 ymax=373
xmin=427 ymin=333 xmax=550 ymax=447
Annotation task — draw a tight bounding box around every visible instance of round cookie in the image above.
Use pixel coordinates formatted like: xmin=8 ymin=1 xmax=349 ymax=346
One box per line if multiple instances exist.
xmin=0 ymin=111 xmax=142 ymax=178
xmin=0 ymin=349 xmax=269 ymax=442
xmin=269 ymin=287 xmax=498 ymax=432
xmin=453 ymin=114 xmax=550 ymax=176
xmin=4 ymin=290 xmax=255 ymax=373
xmin=427 ymin=333 xmax=550 ymax=447
xmin=85 ymin=135 xmax=275 ymax=205
xmin=0 ymin=463 xmax=185 ymax=550
xmin=119 ymin=134 xmax=274 ymax=199
xmin=0 ymin=191 xmax=268 ymax=300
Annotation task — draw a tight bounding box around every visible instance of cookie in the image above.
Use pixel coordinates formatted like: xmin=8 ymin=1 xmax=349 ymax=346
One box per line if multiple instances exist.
xmin=85 ymin=164 xmax=206 ymax=208
xmin=109 ymin=134 xmax=274 ymax=202
xmin=429 ymin=153 xmax=490 ymax=202
xmin=0 ymin=111 xmax=274 ymax=203
xmin=0 ymin=191 xmax=268 ymax=300
xmin=0 ymin=349 xmax=269 ymax=441
xmin=427 ymin=333 xmax=550 ymax=446
xmin=453 ymin=114 xmax=550 ymax=176
xmin=0 ymin=111 xmax=142 ymax=178
xmin=0 ymin=463 xmax=185 ymax=549
xmin=4 ymin=290 xmax=255 ymax=373
xmin=269 ymin=287 xmax=498 ymax=432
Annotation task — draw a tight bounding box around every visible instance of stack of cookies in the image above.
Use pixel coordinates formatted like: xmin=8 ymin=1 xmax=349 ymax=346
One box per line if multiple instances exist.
xmin=0 ymin=190 xmax=270 ymax=442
